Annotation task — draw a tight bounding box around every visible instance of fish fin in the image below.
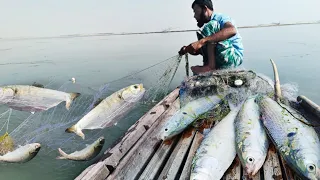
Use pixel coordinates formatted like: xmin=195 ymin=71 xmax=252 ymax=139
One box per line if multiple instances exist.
xmin=93 ymin=98 xmax=103 ymax=108
xmin=31 ymin=82 xmax=44 ymax=88
xmin=66 ymin=92 xmax=81 ymax=110
xmin=56 ymin=148 xmax=68 ymax=159
xmin=65 ymin=125 xmax=85 ymax=139
xmin=65 ymin=125 xmax=76 ymax=133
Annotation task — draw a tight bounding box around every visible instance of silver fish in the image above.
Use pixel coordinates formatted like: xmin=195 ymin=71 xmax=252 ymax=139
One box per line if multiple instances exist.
xmin=0 ymin=85 xmax=80 ymax=112
xmin=190 ymin=103 xmax=241 ymax=180
xmin=66 ymin=84 xmax=145 ymax=139
xmin=57 ymin=137 xmax=105 ymax=161
xmin=159 ymin=95 xmax=223 ymax=141
xmin=258 ymin=95 xmax=320 ymax=180
xmin=235 ymin=95 xmax=269 ymax=176
xmin=0 ymin=143 xmax=41 ymax=163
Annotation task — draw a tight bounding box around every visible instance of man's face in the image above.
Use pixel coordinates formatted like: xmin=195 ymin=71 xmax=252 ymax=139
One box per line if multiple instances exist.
xmin=192 ymin=4 xmax=211 ymax=28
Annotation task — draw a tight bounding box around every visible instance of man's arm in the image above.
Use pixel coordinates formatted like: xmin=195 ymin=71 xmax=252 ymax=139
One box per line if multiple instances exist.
xmin=200 ymin=22 xmax=237 ymax=44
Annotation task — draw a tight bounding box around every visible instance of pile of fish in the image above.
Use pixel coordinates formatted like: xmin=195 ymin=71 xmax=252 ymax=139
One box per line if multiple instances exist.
xmin=159 ymin=60 xmax=320 ymax=180
xmin=0 ymin=83 xmax=146 ymax=163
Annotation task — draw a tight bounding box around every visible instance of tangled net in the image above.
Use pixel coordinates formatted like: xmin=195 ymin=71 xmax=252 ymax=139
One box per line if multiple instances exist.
xmin=0 ymin=55 xmax=186 ymax=180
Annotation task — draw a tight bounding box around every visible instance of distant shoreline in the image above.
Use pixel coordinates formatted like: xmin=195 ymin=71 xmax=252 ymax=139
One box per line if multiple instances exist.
xmin=1 ymin=21 xmax=319 ymax=41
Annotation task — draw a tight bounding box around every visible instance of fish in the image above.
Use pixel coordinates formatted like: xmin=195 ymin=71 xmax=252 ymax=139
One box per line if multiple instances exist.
xmin=66 ymin=84 xmax=145 ymax=139
xmin=258 ymin=94 xmax=320 ymax=180
xmin=190 ymin=101 xmax=241 ymax=180
xmin=0 ymin=143 xmax=41 ymax=163
xmin=0 ymin=85 xmax=80 ymax=112
xmin=158 ymin=95 xmax=223 ymax=141
xmin=234 ymin=94 xmax=269 ymax=177
xmin=57 ymin=137 xmax=105 ymax=161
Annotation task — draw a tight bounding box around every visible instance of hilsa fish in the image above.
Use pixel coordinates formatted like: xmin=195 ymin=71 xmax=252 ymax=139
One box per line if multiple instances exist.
xmin=0 ymin=85 xmax=80 ymax=112
xmin=158 ymin=95 xmax=223 ymax=141
xmin=235 ymin=94 xmax=269 ymax=177
xmin=190 ymin=101 xmax=241 ymax=180
xmin=57 ymin=137 xmax=105 ymax=161
xmin=66 ymin=84 xmax=145 ymax=139
xmin=0 ymin=143 xmax=41 ymax=163
xmin=258 ymin=95 xmax=320 ymax=180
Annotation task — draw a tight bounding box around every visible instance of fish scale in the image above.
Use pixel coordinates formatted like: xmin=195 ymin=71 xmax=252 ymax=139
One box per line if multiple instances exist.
xmin=235 ymin=95 xmax=269 ymax=176
xmin=258 ymin=95 xmax=320 ymax=180
xmin=190 ymin=105 xmax=240 ymax=180
xmin=159 ymin=95 xmax=223 ymax=141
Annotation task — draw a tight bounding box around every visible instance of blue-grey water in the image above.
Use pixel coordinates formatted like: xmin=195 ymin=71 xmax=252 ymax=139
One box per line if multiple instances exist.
xmin=0 ymin=25 xmax=320 ymax=180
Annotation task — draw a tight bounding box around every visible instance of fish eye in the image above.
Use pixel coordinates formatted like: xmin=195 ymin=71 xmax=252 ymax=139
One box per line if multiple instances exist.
xmin=307 ymin=164 xmax=316 ymax=173
xmin=134 ymin=85 xmax=138 ymax=89
xmin=165 ymin=128 xmax=168 ymax=132
xmin=246 ymin=156 xmax=254 ymax=164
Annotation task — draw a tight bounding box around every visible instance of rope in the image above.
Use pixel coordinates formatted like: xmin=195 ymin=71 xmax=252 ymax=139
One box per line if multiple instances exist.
xmin=276 ymin=101 xmax=320 ymax=127
xmin=185 ymin=54 xmax=189 ymax=77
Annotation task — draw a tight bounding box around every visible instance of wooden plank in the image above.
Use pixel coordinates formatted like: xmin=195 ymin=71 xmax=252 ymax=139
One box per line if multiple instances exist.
xmin=179 ymin=131 xmax=204 ymax=180
xmin=223 ymin=157 xmax=241 ymax=180
xmin=75 ymin=164 xmax=95 ymax=180
xmin=279 ymin=156 xmax=294 ymax=180
xmin=157 ymin=128 xmax=196 ymax=180
xmin=77 ymin=88 xmax=179 ymax=180
xmin=106 ymin=99 xmax=181 ymax=180
xmin=242 ymin=169 xmax=261 ymax=180
xmin=263 ymin=144 xmax=283 ymax=180
xmin=297 ymin=95 xmax=320 ymax=119
xmin=138 ymin=136 xmax=179 ymax=180
xmin=75 ymin=162 xmax=109 ymax=180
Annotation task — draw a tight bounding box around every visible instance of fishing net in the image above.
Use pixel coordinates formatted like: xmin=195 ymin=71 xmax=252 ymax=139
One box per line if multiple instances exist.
xmin=179 ymin=65 xmax=300 ymax=135
xmin=0 ymin=54 xmax=186 ymax=180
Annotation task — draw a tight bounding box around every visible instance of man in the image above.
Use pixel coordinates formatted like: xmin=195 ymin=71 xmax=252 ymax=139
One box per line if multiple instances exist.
xmin=179 ymin=0 xmax=244 ymax=75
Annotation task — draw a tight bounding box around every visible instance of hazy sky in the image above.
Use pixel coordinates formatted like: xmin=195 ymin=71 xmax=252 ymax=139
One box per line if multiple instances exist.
xmin=0 ymin=0 xmax=319 ymax=38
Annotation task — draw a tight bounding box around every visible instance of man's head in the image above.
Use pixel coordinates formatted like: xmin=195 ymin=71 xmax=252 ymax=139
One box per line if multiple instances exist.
xmin=191 ymin=0 xmax=214 ymax=28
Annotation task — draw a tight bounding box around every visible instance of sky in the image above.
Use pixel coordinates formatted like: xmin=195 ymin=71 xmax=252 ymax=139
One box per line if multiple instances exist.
xmin=0 ymin=0 xmax=319 ymax=38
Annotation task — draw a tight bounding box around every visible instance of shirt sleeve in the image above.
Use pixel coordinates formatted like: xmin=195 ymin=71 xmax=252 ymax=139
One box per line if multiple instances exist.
xmin=218 ymin=14 xmax=234 ymax=29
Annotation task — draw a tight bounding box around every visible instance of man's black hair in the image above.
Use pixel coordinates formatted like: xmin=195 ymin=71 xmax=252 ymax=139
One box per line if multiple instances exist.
xmin=192 ymin=0 xmax=213 ymax=11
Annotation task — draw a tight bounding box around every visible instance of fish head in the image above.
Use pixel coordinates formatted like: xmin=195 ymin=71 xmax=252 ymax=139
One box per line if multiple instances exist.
xmin=96 ymin=136 xmax=105 ymax=147
xmin=297 ymin=158 xmax=320 ymax=180
xmin=121 ymin=84 xmax=146 ymax=101
xmin=242 ymin=150 xmax=266 ymax=176
xmin=29 ymin=143 xmax=41 ymax=155
xmin=158 ymin=113 xmax=185 ymax=141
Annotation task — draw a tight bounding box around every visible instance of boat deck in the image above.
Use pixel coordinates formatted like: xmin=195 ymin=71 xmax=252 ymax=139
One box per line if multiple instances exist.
xmin=76 ymin=88 xmax=319 ymax=180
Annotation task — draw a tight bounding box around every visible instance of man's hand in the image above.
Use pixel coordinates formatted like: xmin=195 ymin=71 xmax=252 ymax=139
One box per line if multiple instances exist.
xmin=178 ymin=46 xmax=187 ymax=55
xmin=186 ymin=40 xmax=205 ymax=54
xmin=179 ymin=45 xmax=202 ymax=56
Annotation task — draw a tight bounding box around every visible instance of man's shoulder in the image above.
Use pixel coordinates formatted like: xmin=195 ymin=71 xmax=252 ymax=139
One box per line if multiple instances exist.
xmin=211 ymin=13 xmax=236 ymax=28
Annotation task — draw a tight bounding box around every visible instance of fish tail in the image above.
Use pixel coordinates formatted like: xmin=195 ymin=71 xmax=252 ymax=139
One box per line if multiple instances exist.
xmin=66 ymin=92 xmax=81 ymax=110
xmin=65 ymin=125 xmax=85 ymax=140
xmin=65 ymin=125 xmax=76 ymax=133
xmin=56 ymin=148 xmax=68 ymax=159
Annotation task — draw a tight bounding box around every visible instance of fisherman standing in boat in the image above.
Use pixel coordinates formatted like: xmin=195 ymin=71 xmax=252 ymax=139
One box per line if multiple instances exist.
xmin=179 ymin=0 xmax=244 ymax=75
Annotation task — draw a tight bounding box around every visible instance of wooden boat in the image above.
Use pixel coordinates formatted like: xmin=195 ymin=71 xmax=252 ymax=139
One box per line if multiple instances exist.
xmin=75 ymin=86 xmax=320 ymax=180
